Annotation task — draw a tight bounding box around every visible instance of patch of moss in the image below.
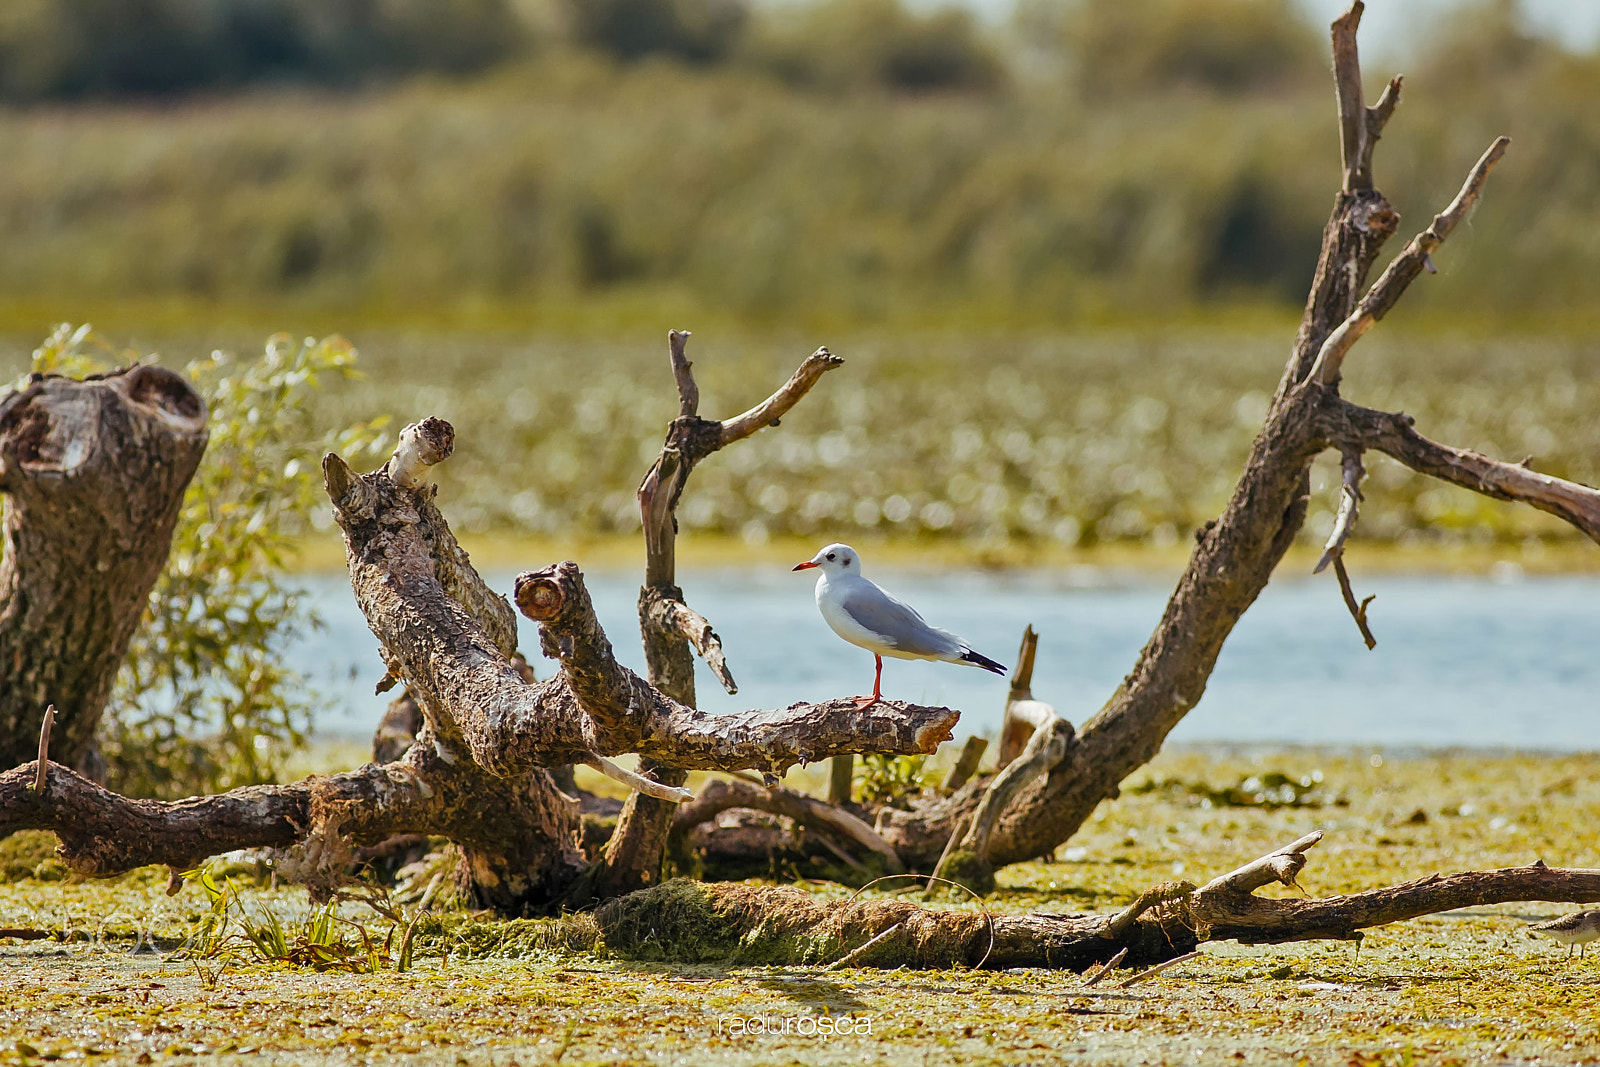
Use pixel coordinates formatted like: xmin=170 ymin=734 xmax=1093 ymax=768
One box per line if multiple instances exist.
xmin=435 ymin=914 xmax=600 ymax=960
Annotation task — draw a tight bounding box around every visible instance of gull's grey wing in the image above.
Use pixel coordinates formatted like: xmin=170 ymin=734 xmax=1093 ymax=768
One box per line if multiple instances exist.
xmin=838 ymin=583 xmax=963 ymax=658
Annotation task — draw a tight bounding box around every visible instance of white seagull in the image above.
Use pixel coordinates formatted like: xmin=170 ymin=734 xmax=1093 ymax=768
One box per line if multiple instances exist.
xmin=793 ymin=542 xmax=1006 ymax=707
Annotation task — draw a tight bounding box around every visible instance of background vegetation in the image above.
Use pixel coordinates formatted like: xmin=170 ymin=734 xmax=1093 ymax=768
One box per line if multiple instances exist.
xmin=0 ymin=0 xmax=1593 ymax=325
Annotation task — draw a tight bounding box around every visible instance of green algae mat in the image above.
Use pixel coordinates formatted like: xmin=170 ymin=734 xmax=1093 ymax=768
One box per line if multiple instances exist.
xmin=4 ymin=748 xmax=1598 ymax=1066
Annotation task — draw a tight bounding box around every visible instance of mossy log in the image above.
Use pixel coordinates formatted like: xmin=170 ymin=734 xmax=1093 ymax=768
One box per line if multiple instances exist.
xmin=595 ymin=834 xmax=1600 ymax=972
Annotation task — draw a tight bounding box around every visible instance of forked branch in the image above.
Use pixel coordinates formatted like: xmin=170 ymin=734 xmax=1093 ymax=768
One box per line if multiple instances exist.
xmin=1311 ymin=136 xmax=1512 ymax=385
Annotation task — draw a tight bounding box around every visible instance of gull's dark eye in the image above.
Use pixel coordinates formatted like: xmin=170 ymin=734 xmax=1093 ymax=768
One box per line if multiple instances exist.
xmin=826 ymin=552 xmax=836 ymax=561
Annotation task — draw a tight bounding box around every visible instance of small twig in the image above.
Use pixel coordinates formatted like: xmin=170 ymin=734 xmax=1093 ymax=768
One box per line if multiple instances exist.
xmin=1117 ymin=949 xmax=1203 ymax=988
xmin=583 ymin=756 xmax=694 ymax=803
xmin=34 ymin=705 xmax=54 ymax=793
xmin=1333 ymin=557 xmax=1378 ymax=650
xmin=1082 ymin=946 xmax=1129 ymax=987
xmin=667 ymin=330 xmax=699 ymax=417
xmin=810 ymin=831 xmax=866 ymax=873
xmin=824 ymin=921 xmax=902 ymax=971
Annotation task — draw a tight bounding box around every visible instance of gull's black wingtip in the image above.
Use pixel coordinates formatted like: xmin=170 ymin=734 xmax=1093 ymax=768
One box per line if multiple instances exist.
xmin=961 ymin=649 xmax=1008 ymax=676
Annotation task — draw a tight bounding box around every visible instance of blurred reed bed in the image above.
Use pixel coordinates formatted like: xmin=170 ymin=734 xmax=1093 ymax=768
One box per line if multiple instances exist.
xmin=280 ymin=327 xmax=1598 ymax=550
xmin=0 ymin=12 xmax=1594 ymax=327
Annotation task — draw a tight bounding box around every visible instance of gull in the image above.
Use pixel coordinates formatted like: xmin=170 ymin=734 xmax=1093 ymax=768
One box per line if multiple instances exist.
xmin=1529 ymin=909 xmax=1600 ymax=958
xmin=793 ymin=542 xmax=1006 ymax=708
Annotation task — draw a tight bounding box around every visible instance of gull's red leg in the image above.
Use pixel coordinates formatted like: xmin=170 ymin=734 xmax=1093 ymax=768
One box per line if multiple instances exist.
xmin=853 ymin=655 xmax=884 ymax=709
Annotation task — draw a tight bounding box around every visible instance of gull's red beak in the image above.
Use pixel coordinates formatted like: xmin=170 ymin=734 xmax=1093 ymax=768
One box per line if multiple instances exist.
xmin=792 ymin=561 xmax=818 ymax=571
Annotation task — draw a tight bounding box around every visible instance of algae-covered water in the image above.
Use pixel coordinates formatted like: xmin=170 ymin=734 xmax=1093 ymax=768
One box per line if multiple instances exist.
xmin=5 ymin=748 xmax=1600 ymax=1066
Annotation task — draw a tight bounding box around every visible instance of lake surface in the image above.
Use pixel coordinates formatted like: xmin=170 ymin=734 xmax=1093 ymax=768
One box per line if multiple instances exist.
xmin=293 ymin=566 xmax=1599 ymax=752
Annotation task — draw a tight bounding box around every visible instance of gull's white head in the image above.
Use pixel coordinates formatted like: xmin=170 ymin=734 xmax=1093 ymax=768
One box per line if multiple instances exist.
xmin=792 ymin=542 xmax=859 ymax=576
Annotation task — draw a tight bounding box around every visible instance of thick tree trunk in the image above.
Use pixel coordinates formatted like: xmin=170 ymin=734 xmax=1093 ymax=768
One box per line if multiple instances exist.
xmin=0 ymin=365 xmax=208 ymax=772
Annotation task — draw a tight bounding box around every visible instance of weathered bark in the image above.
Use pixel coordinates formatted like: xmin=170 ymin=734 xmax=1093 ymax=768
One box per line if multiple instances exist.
xmin=0 ymin=365 xmax=208 ymax=771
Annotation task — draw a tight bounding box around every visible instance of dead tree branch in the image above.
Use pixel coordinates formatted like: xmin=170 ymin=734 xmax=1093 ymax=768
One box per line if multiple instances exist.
xmin=1329 ymin=401 xmax=1600 ymax=542
xmin=1309 ymin=136 xmax=1511 ymax=386
xmin=591 ymin=333 xmax=842 ymax=900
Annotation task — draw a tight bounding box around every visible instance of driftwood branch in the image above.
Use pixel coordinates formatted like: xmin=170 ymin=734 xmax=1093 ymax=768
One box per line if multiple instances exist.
xmin=1331 ymin=2 xmax=1369 ymax=191
xmin=1186 ymin=833 xmax=1600 ymax=946
xmin=717 ymin=346 xmax=843 ymax=446
xmin=932 ymin=628 xmax=1073 ymax=893
xmin=638 ymin=587 xmax=736 ymax=695
xmin=941 ymin=736 xmax=987 ymax=792
xmin=587 ymin=334 xmax=843 ymax=899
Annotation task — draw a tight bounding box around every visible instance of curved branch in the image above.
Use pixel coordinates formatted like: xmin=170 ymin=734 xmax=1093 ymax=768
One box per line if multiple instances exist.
xmin=717 ymin=347 xmax=844 ymax=446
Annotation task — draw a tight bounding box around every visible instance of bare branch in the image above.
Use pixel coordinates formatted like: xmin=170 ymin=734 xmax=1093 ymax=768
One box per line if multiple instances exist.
xmin=1101 ymin=880 xmax=1194 ymax=942
xmin=1333 ymin=557 xmax=1378 ymax=650
xmin=1189 ymin=835 xmax=1600 ymax=946
xmin=1362 ymin=75 xmax=1403 ymax=174
xmin=1332 ymin=401 xmax=1600 ymax=543
xmin=1314 ymin=447 xmax=1365 ymax=574
xmin=998 ymin=626 xmax=1043 ymax=767
xmin=585 ymin=756 xmax=694 ymax=803
xmin=667 ymin=329 xmax=699 ymax=418
xmin=718 ymin=347 xmax=844 ymax=446
xmin=941 ymin=736 xmax=988 ymax=791
xmin=1331 ymin=2 xmax=1368 ymax=190
xmin=936 ymin=715 xmax=1073 ymax=890
xmin=1312 ymin=137 xmax=1512 ymax=385
xmin=1197 ymin=830 xmax=1323 ymax=897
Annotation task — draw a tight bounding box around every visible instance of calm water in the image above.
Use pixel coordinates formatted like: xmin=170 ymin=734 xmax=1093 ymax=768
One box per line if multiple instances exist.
xmin=294 ymin=567 xmax=1599 ymax=752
